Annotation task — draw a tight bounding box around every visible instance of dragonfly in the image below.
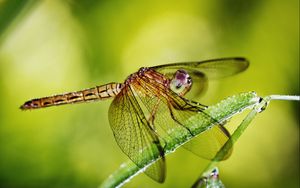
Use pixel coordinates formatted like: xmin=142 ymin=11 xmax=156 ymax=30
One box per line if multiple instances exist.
xmin=20 ymin=57 xmax=249 ymax=183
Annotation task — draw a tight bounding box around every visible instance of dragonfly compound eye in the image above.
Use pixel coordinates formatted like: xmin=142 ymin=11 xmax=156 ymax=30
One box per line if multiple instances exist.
xmin=170 ymin=69 xmax=192 ymax=96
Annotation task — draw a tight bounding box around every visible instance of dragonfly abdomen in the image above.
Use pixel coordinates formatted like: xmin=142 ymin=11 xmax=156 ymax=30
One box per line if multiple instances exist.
xmin=20 ymin=83 xmax=123 ymax=110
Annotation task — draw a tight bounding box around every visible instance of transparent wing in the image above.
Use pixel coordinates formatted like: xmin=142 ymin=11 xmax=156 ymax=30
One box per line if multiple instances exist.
xmin=151 ymin=57 xmax=249 ymax=80
xmin=132 ymin=73 xmax=231 ymax=160
xmin=183 ymin=124 xmax=233 ymax=160
xmin=151 ymin=57 xmax=249 ymax=99
xmin=108 ymin=86 xmax=166 ymax=183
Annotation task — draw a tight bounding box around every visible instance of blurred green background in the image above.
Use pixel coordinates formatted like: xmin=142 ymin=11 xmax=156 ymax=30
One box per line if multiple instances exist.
xmin=0 ymin=0 xmax=299 ymax=187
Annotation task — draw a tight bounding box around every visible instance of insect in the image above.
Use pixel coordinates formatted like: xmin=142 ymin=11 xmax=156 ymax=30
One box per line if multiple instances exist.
xmin=20 ymin=57 xmax=249 ymax=183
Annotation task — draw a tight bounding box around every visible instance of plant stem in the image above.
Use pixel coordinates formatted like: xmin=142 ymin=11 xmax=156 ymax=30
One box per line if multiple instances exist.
xmin=192 ymin=94 xmax=300 ymax=187
xmin=99 ymin=92 xmax=260 ymax=188
xmin=269 ymin=95 xmax=300 ymax=101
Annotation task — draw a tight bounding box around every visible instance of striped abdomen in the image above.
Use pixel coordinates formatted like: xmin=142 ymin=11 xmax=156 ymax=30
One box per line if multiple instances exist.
xmin=20 ymin=82 xmax=124 ymax=110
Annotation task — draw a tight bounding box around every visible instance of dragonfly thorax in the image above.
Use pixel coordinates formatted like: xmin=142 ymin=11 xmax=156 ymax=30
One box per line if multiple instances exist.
xmin=170 ymin=69 xmax=192 ymax=96
xmin=138 ymin=67 xmax=149 ymax=73
xmin=125 ymin=67 xmax=149 ymax=83
xmin=126 ymin=67 xmax=169 ymax=88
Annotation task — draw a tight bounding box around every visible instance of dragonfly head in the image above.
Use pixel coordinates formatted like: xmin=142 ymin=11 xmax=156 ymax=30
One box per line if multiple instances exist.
xmin=170 ymin=69 xmax=192 ymax=96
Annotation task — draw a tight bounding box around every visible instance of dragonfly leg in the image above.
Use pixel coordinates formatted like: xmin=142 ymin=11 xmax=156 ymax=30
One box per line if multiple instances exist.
xmin=171 ymin=98 xmax=207 ymax=112
xmin=147 ymin=121 xmax=168 ymax=152
xmin=147 ymin=98 xmax=163 ymax=130
xmin=187 ymin=99 xmax=208 ymax=108
xmin=148 ymin=104 xmax=159 ymax=130
xmin=167 ymin=101 xmax=194 ymax=136
xmin=181 ymin=99 xmax=207 ymax=111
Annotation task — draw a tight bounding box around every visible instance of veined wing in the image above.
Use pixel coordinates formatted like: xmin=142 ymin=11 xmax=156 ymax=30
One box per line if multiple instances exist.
xmin=151 ymin=57 xmax=249 ymax=79
xmin=183 ymin=124 xmax=233 ymax=160
xmin=151 ymin=57 xmax=249 ymax=99
xmin=132 ymin=70 xmax=232 ymax=161
xmin=108 ymin=85 xmax=166 ymax=183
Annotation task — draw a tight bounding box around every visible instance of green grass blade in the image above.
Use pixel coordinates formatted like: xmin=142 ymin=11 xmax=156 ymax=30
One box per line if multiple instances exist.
xmin=192 ymin=94 xmax=300 ymax=188
xmin=100 ymin=92 xmax=260 ymax=188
